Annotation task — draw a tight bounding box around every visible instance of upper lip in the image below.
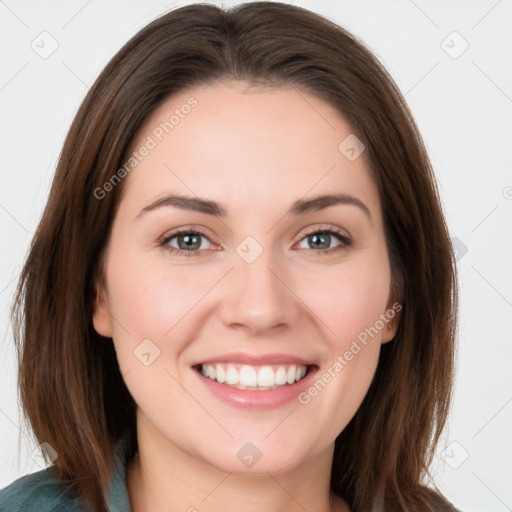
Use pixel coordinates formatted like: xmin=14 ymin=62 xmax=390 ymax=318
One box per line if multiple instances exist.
xmin=192 ymin=352 xmax=316 ymax=367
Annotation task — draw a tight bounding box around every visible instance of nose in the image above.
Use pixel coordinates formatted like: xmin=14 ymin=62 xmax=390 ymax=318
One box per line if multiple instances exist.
xmin=218 ymin=250 xmax=302 ymax=336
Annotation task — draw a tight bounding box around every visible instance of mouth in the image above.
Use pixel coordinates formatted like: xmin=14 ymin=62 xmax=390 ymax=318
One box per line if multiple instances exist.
xmin=190 ymin=352 xmax=319 ymax=409
xmin=192 ymin=362 xmax=315 ymax=391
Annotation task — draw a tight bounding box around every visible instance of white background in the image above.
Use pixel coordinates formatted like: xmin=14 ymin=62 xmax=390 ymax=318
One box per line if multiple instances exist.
xmin=1 ymin=1 xmax=511 ymax=511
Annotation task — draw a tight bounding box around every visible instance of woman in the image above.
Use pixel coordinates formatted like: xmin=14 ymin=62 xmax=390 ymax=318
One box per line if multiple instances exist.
xmin=0 ymin=2 xmax=458 ymax=511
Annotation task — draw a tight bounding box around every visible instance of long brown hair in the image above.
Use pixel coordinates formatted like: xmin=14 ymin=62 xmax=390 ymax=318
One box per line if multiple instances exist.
xmin=11 ymin=2 xmax=458 ymax=510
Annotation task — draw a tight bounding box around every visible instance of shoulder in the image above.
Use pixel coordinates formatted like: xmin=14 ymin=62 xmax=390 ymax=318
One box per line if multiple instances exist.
xmin=0 ymin=467 xmax=85 ymax=512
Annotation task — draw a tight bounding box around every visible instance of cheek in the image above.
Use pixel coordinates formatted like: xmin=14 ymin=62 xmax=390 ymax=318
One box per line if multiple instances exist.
xmin=292 ymin=257 xmax=390 ymax=430
xmin=108 ymin=246 xmax=211 ymax=318
xmin=296 ymin=256 xmax=392 ymax=347
xmin=103 ymin=252 xmax=209 ymax=421
xmin=103 ymin=248 xmax=216 ymax=370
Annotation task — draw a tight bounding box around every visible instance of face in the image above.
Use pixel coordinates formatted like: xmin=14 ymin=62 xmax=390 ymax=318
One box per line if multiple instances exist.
xmin=93 ymin=80 xmax=400 ymax=474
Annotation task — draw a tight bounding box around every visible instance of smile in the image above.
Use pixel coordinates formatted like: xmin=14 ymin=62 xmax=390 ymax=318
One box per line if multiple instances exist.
xmin=196 ymin=363 xmax=309 ymax=391
xmin=191 ymin=353 xmax=318 ymax=409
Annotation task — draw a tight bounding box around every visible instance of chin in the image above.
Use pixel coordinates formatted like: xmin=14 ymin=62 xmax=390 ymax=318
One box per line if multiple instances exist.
xmin=198 ymin=439 xmax=311 ymax=476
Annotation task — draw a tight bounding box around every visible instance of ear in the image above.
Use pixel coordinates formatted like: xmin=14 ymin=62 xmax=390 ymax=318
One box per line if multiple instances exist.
xmin=381 ymin=272 xmax=403 ymax=344
xmin=381 ymin=297 xmax=402 ymax=344
xmin=92 ymin=279 xmax=113 ymax=338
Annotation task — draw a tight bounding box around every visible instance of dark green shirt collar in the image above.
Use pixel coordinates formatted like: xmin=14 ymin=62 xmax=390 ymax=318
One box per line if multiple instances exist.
xmin=106 ymin=432 xmax=133 ymax=511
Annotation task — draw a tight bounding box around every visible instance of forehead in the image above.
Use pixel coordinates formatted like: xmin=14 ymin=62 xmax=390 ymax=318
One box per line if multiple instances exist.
xmin=121 ymin=80 xmax=380 ymax=216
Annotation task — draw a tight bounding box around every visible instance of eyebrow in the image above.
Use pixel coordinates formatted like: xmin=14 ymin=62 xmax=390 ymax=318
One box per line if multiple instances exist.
xmin=136 ymin=192 xmax=372 ymax=222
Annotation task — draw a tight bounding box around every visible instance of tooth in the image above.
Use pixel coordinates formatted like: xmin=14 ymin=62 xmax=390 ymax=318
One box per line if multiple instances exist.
xmin=257 ymin=366 xmax=275 ymax=387
xmin=275 ymin=366 xmax=287 ymax=385
xmin=201 ymin=362 xmax=309 ymax=388
xmin=226 ymin=365 xmax=239 ymax=385
xmin=239 ymin=365 xmax=257 ymax=386
xmin=216 ymin=364 xmax=226 ymax=383
xmin=286 ymin=365 xmax=297 ymax=384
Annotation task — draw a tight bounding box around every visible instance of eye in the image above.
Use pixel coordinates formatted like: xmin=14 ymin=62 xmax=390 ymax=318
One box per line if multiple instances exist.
xmin=295 ymin=227 xmax=351 ymax=255
xmin=158 ymin=228 xmax=215 ymax=257
xmin=157 ymin=226 xmax=352 ymax=258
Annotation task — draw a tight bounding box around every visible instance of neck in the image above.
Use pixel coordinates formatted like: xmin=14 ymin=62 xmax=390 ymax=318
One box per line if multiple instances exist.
xmin=126 ymin=417 xmax=349 ymax=512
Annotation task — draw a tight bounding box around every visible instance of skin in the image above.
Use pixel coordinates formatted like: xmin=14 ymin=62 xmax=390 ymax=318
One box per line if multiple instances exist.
xmin=93 ymin=80 xmax=400 ymax=512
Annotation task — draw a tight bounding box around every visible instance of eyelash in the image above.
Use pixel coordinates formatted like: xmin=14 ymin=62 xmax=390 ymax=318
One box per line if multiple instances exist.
xmin=157 ymin=226 xmax=352 ymax=258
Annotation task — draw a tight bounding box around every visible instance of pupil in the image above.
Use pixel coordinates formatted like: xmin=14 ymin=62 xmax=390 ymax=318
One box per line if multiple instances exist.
xmin=310 ymin=233 xmax=329 ymax=249
xmin=179 ymin=234 xmax=200 ymax=250
xmin=176 ymin=233 xmax=332 ymax=251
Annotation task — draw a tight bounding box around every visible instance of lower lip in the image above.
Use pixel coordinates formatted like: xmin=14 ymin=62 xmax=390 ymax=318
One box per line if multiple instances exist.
xmin=193 ymin=366 xmax=318 ymax=410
